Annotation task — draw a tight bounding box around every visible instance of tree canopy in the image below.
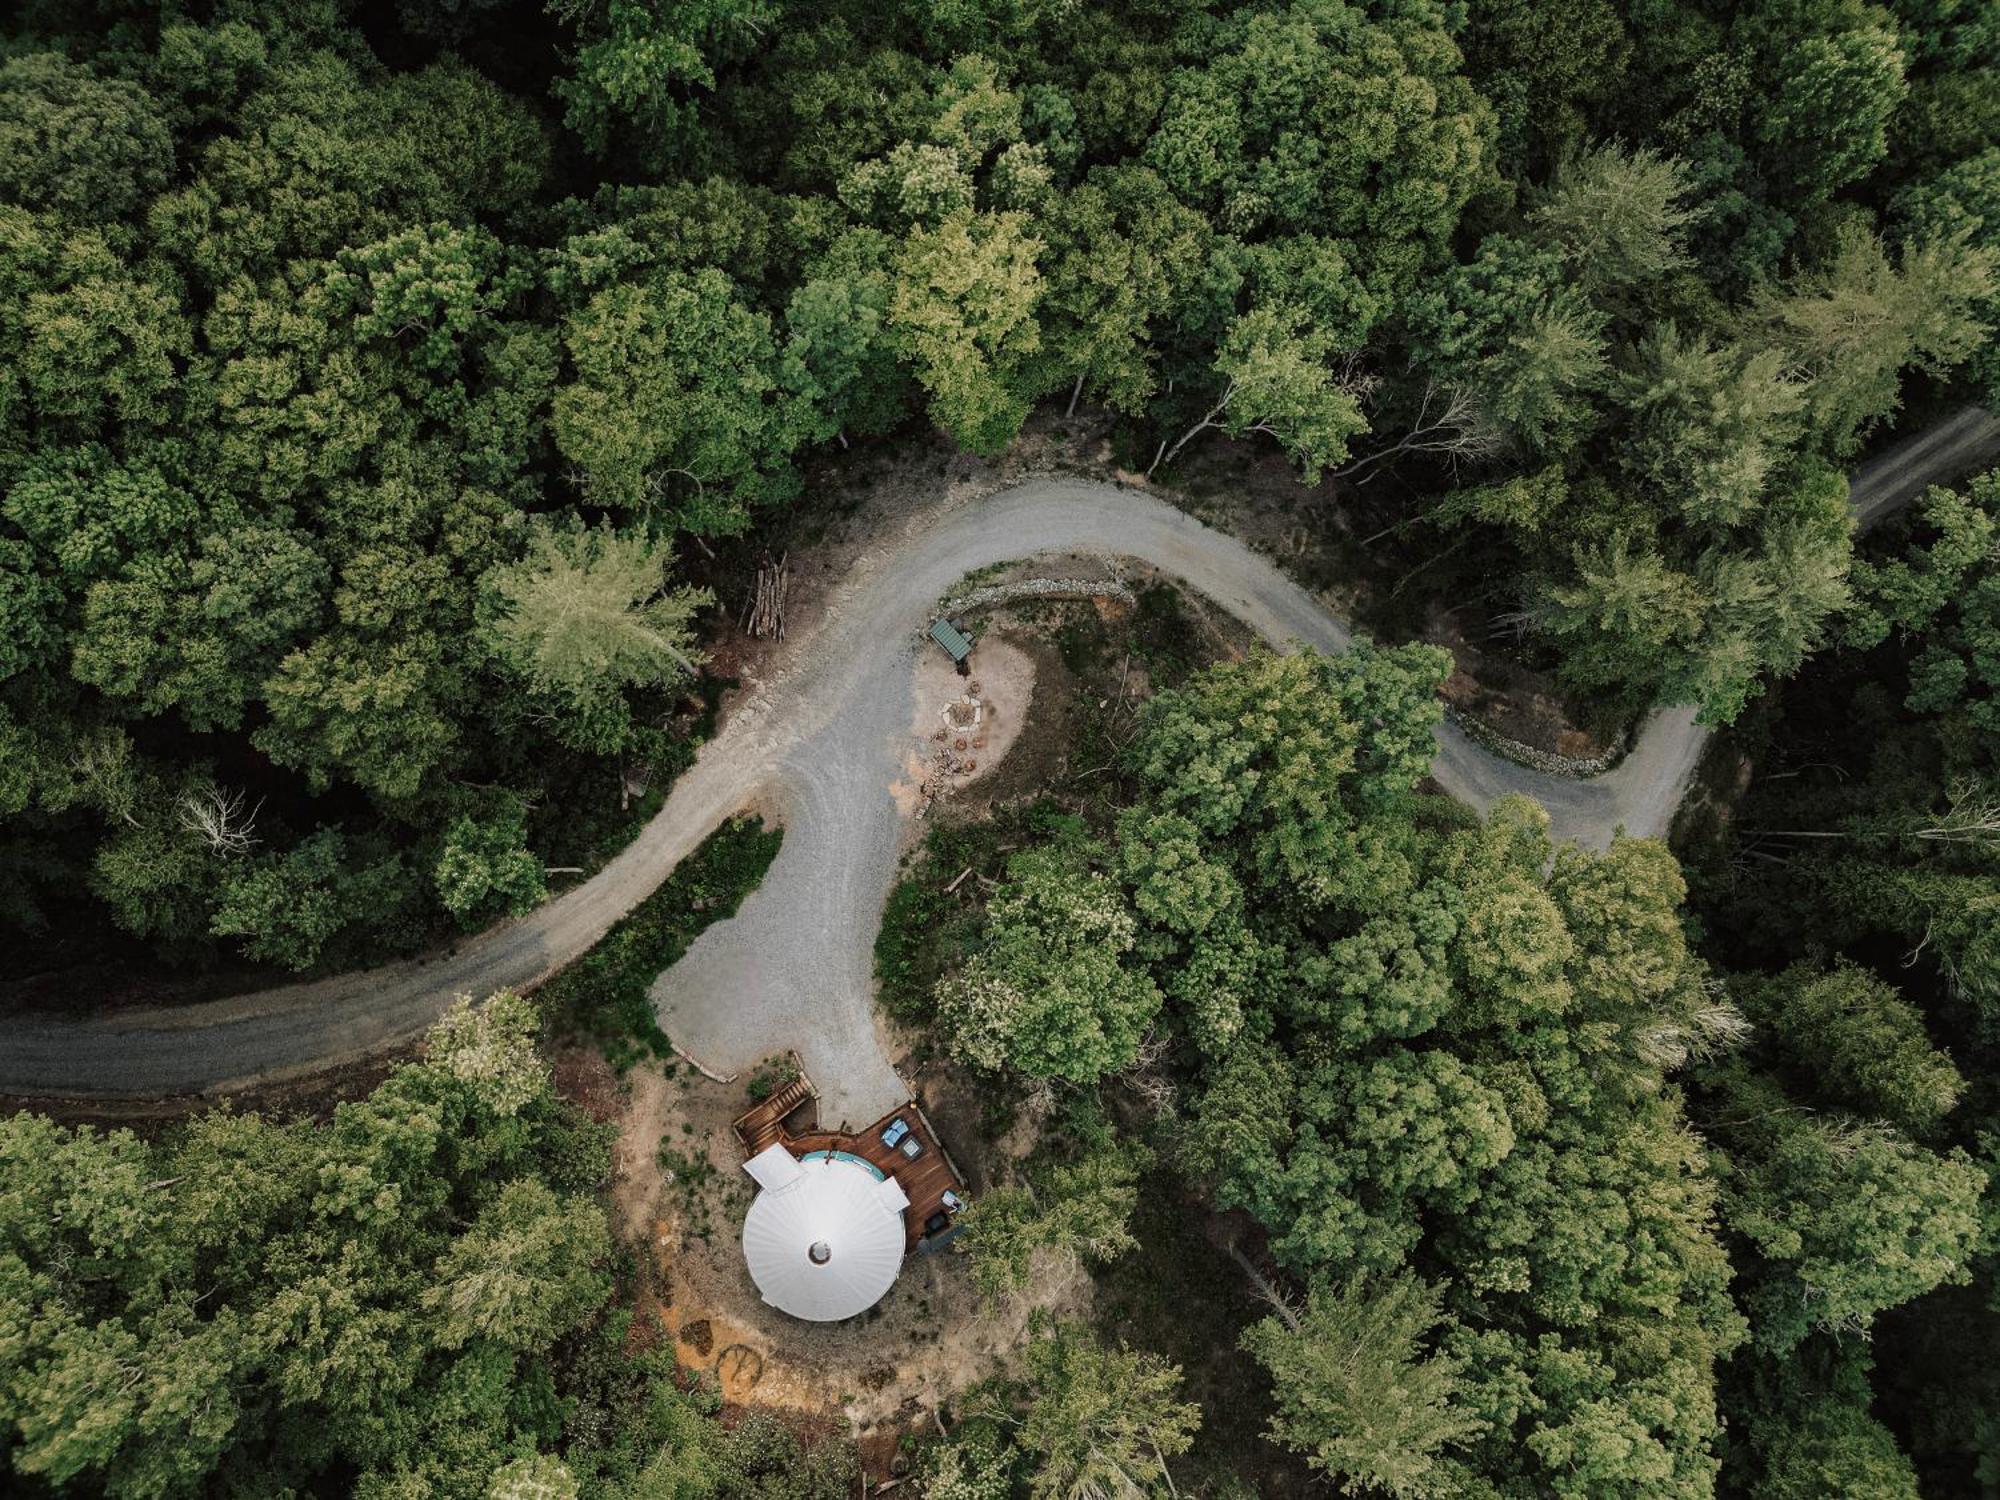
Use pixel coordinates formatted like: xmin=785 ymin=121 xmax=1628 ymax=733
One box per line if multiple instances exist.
xmin=5 ymin=0 xmax=2000 ymax=1493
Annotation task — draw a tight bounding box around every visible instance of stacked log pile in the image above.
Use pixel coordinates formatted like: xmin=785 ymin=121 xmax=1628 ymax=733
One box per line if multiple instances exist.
xmin=742 ymin=552 xmax=789 ymax=639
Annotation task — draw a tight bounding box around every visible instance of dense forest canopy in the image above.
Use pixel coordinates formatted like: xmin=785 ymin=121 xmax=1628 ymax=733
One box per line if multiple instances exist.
xmin=0 ymin=995 xmax=872 ymax=1499
xmin=3 ymin=0 xmax=1999 ymax=1497
xmin=1 ymin=0 xmax=1995 ymax=981
xmin=935 ymin=647 xmax=1755 ymax=1497
xmin=925 ymin=593 xmax=1998 ymax=1495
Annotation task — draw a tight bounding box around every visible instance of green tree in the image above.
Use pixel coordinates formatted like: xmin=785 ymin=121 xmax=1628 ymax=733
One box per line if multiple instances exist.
xmin=1038 ymin=166 xmax=1209 ymax=416
xmin=16 ymin=232 xmax=187 ymax=432
xmin=1738 ymin=963 xmax=1963 ymax=1132
xmin=435 ymin=799 xmax=548 ymax=927
xmin=1713 ymin=1072 xmax=1985 ymax=1352
xmin=781 ymin=231 xmax=907 ymax=445
xmin=71 ymin=526 xmax=328 ymax=732
xmin=1141 ymin=765 xmax=1740 ymax=1497
xmin=1750 ymin=1393 xmax=1922 ymax=1500
xmin=1461 ymin=0 xmax=1630 ymax=173
xmin=1142 ymin=4 xmax=1495 ymax=308
xmin=1241 ymin=1273 xmax=1484 ymax=1498
xmin=1533 ymin=465 xmax=1853 ymax=724
xmin=917 ymin=1425 xmax=1015 ymax=1500
xmin=1840 ymin=471 xmax=2000 ymax=748
xmin=548 ymin=0 xmax=775 ymax=160
xmin=425 ymin=1177 xmax=611 ymax=1350
xmin=1403 ymin=233 xmax=1606 ymax=454
xmin=1546 ymin=833 xmax=1699 ymax=1020
xmin=329 ymin=221 xmax=527 ymax=384
xmin=553 ymin=268 xmax=800 ymax=529
xmin=1757 ymin=26 xmax=1908 ymax=204
xmin=427 ymin=991 xmax=551 ymax=1118
xmin=1129 ymin=644 xmax=1450 ymax=904
xmin=1615 ymin=324 xmax=1803 ymax=529
xmin=210 ymin=828 xmax=360 ymax=970
xmin=956 ymin=1144 xmax=1149 ymax=1299
xmin=483 ymin=522 xmax=710 ymax=753
xmin=0 ymin=995 xmax=614 ymax=1498
xmin=1014 ymin=1324 xmax=1200 ymax=1500
xmin=935 ymin=838 xmax=1161 ymax=1082
xmin=1152 ymin=304 xmax=1373 ymax=480
xmin=1252 ymin=1050 xmax=1519 ymax=1277
xmin=0 ymin=52 xmax=174 ymax=222
xmin=0 ymin=534 xmax=64 ymax=678
xmin=888 ymin=208 xmax=1045 ymax=456
xmin=1527 ymin=142 xmax=1699 ymax=298
xmin=1844 ymin=475 xmax=1999 ymax=649
xmin=488 ymin=1454 xmax=580 ymax=1500
xmin=1755 ymin=223 xmax=1996 ymax=454
xmin=257 ymin=632 xmax=462 ymax=802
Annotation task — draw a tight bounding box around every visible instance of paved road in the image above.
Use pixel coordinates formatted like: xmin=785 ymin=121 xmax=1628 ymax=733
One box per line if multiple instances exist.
xmin=7 ymin=409 xmax=1995 ymax=1114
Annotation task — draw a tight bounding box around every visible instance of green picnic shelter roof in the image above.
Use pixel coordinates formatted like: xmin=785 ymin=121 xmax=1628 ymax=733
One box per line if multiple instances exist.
xmin=929 ymin=619 xmax=973 ymax=662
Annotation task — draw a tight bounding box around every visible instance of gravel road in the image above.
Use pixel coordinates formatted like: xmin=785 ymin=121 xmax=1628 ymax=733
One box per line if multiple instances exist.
xmin=7 ymin=409 xmax=1995 ymax=1112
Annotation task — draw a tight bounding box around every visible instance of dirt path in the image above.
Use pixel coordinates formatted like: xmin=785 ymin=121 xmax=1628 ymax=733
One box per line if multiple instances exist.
xmin=5 ymin=410 xmax=1993 ymax=1105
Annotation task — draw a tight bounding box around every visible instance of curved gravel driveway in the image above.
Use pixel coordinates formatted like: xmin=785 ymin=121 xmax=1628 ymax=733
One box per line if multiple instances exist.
xmin=6 ymin=409 xmax=1995 ymax=1110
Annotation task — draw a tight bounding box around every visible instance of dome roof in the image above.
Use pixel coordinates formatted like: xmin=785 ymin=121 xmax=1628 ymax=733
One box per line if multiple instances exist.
xmin=741 ymin=1149 xmax=907 ymax=1321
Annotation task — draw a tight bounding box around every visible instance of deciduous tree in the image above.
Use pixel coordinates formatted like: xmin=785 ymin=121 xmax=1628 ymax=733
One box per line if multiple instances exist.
xmin=889 ymin=208 xmax=1045 ymax=456
xmin=553 ymin=268 xmax=799 ymax=529
xmin=935 ymin=838 xmax=1161 ymax=1082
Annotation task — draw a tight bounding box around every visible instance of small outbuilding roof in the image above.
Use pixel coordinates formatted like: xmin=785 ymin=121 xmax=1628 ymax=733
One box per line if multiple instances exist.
xmin=929 ymin=618 xmax=973 ymax=662
xmin=740 ymin=1149 xmax=907 ymax=1321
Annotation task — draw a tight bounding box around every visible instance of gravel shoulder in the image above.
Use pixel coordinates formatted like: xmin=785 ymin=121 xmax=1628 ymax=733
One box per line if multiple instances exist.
xmin=6 ymin=410 xmax=1994 ymax=1105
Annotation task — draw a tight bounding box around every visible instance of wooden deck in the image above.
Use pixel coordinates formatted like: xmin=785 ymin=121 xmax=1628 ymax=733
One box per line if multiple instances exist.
xmin=732 ymin=1064 xmax=965 ymax=1253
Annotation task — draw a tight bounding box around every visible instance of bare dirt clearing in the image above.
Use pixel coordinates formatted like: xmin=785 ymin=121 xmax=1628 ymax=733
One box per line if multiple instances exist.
xmin=590 ymin=1050 xmax=1085 ymax=1453
xmin=894 ymin=633 xmax=1037 ymax=822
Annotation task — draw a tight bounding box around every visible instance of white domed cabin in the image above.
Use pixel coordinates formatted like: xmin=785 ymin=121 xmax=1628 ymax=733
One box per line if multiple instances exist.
xmin=732 ymin=1061 xmax=965 ymax=1322
xmin=741 ymin=1145 xmax=909 ymax=1321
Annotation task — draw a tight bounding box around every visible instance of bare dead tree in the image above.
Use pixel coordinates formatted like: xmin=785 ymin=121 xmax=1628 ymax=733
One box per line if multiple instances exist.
xmin=1148 ymin=384 xmax=1237 ymax=476
xmin=1017 ymin=1077 xmax=1059 ymax=1128
xmin=1224 ymin=1238 xmax=1301 ymax=1332
xmin=1915 ymin=781 xmax=2000 ymax=846
xmin=1748 ymin=781 xmax=2000 ymax=851
xmin=1119 ymin=1032 xmax=1179 ymax=1121
xmin=1903 ymin=920 xmax=1936 ymax=971
xmin=1148 ymin=357 xmax=1378 ymax=479
xmin=69 ymin=735 xmax=141 ymax=828
xmin=176 ymin=781 xmax=263 ymax=856
xmin=1332 ymin=381 xmax=1502 ymax=485
xmin=1635 ymin=978 xmax=1754 ymax=1071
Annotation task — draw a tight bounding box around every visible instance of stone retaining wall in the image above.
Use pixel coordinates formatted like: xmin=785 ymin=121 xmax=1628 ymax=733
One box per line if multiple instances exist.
xmin=1444 ymin=704 xmax=1626 ymax=779
xmin=937 ymin=576 xmax=1137 ymax=619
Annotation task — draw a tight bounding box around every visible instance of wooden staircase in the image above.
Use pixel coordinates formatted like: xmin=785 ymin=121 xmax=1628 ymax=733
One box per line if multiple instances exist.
xmin=732 ymin=1063 xmax=817 ymax=1155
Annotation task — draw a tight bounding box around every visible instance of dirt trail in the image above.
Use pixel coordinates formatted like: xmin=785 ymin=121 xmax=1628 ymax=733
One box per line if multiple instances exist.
xmin=5 ymin=409 xmax=1992 ymax=1104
